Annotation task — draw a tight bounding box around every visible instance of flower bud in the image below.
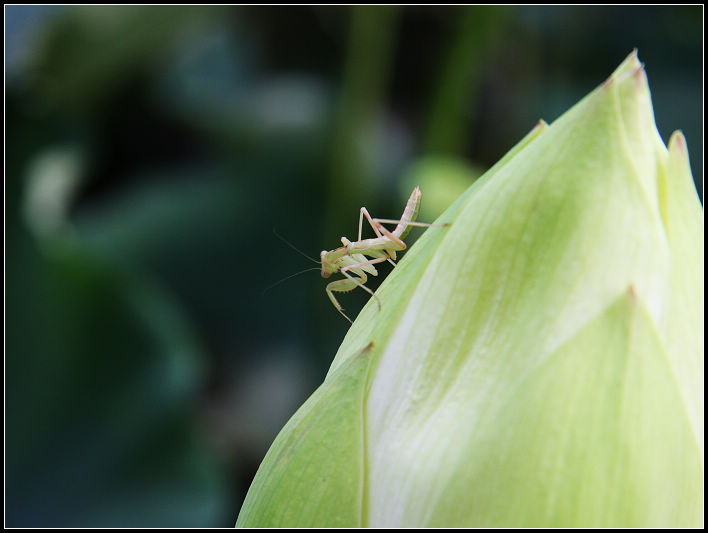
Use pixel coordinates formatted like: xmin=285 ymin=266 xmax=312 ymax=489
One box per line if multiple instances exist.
xmin=237 ymin=51 xmax=703 ymax=528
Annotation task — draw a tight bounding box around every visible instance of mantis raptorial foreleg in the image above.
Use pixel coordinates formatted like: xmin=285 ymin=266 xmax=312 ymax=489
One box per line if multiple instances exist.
xmin=326 ymin=255 xmax=389 ymax=322
xmin=325 ymin=274 xmax=365 ymax=323
xmin=340 ymin=257 xmax=390 ymax=296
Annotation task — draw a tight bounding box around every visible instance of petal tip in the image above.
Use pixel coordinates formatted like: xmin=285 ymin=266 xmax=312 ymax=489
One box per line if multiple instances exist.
xmin=534 ymin=118 xmax=549 ymax=131
xmin=668 ymin=130 xmax=687 ymax=153
xmin=627 ymin=284 xmax=637 ymax=304
xmin=603 ymin=50 xmax=645 ymax=89
xmin=632 ymin=64 xmax=647 ymax=87
xmin=666 ymin=130 xmax=694 ymax=180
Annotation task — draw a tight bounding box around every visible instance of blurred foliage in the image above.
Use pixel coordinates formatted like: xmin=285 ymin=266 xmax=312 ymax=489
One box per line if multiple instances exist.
xmin=5 ymin=5 xmax=702 ymax=527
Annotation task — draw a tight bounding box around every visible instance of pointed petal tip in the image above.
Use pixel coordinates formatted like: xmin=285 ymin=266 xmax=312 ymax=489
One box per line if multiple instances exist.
xmin=533 ymin=119 xmax=549 ymax=132
xmin=668 ymin=130 xmax=687 ymax=152
xmin=666 ymin=130 xmax=694 ymax=181
xmin=627 ymin=284 xmax=637 ymax=304
xmin=632 ymin=64 xmax=647 ymax=86
xmin=667 ymin=130 xmax=692 ymax=169
xmin=602 ymin=50 xmax=646 ymax=90
xmin=625 ymin=48 xmax=642 ymax=68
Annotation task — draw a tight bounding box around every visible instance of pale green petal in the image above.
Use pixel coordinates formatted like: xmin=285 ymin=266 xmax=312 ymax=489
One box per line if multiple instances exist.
xmin=379 ymin=290 xmax=701 ymax=527
xmin=656 ymin=131 xmax=704 ymax=452
xmin=235 ymin=343 xmax=375 ymax=527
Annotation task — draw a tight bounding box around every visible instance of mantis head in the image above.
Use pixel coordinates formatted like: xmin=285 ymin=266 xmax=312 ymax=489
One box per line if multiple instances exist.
xmin=320 ymin=250 xmax=336 ymax=278
xmin=320 ymin=247 xmax=348 ymax=278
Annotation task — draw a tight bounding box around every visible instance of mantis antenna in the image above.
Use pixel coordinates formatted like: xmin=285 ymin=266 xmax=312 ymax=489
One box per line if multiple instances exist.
xmin=272 ymin=228 xmax=319 ymax=264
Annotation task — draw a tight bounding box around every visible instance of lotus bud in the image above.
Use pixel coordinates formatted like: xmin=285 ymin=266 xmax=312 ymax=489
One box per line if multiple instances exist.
xmin=236 ymin=51 xmax=703 ymax=528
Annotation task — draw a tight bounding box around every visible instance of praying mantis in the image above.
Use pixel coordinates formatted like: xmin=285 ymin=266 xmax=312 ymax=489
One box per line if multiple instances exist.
xmin=320 ymin=186 xmax=446 ymax=322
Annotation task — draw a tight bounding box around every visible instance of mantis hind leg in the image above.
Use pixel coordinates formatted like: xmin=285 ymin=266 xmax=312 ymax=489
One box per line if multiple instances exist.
xmin=359 ymin=207 xmax=397 ymax=266
xmin=359 ymin=207 xmax=384 ymax=241
xmin=373 ymin=221 xmax=406 ymax=250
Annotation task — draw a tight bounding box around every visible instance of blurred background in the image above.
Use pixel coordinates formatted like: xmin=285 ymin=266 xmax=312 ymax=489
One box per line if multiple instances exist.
xmin=5 ymin=5 xmax=702 ymax=527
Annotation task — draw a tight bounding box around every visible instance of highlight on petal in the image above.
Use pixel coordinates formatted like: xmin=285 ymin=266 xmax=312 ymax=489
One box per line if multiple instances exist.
xmin=366 ymin=289 xmax=701 ymax=527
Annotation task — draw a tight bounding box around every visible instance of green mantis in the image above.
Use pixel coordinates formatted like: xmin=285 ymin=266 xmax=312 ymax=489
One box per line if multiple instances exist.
xmin=320 ymin=186 xmax=446 ymax=322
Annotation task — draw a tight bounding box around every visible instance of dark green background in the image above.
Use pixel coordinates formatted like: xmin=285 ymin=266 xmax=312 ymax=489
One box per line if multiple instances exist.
xmin=5 ymin=5 xmax=702 ymax=527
